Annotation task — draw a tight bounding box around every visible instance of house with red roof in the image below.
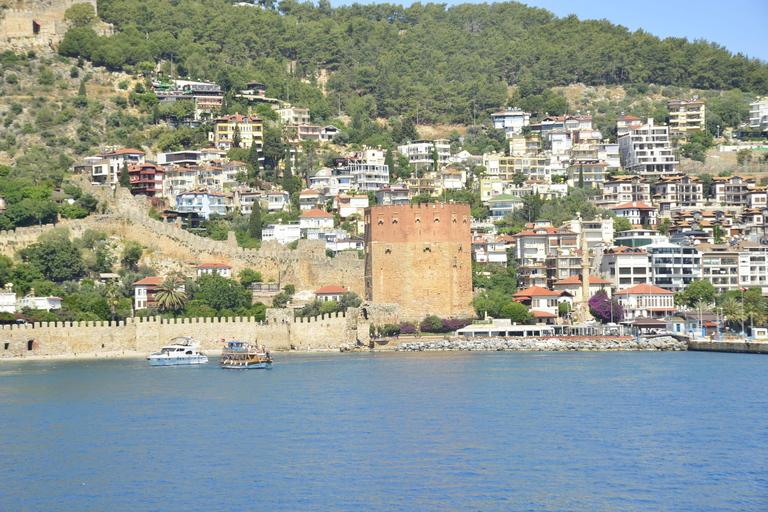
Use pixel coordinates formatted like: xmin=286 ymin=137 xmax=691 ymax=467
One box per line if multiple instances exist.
xmin=299 ymin=189 xmax=326 ymax=211
xmin=552 ymin=273 xmax=612 ymax=303
xmin=512 ymin=286 xmax=573 ymax=322
xmin=299 ymin=208 xmax=335 ymax=230
xmin=196 ymin=263 xmax=232 ymax=279
xmin=614 ymin=283 xmax=676 ymax=321
xmin=612 ymin=201 xmax=658 ymax=227
xmin=132 ymin=276 xmax=185 ymax=311
xmin=314 ymin=285 xmax=350 ymax=302
xmin=128 ymin=163 xmax=165 ymax=198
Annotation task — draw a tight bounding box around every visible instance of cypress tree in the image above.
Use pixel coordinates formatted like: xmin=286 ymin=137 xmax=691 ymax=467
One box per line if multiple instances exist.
xmin=384 ymin=149 xmax=395 ymax=181
xmin=119 ymin=161 xmax=130 ymax=188
xmin=282 ymin=148 xmax=294 ymax=194
xmin=232 ymin=123 xmax=242 ymax=148
xmin=578 ymin=166 xmax=584 ymax=189
xmin=247 ymin=141 xmax=261 ymax=180
xmin=248 ymin=200 xmax=262 ymax=239
xmin=78 ymin=79 xmax=86 ymax=97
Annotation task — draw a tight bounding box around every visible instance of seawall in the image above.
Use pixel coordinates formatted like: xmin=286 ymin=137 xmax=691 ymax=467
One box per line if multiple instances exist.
xmin=0 ymin=308 xmax=361 ymax=358
xmin=688 ymin=340 xmax=768 ymax=354
xmin=392 ymin=336 xmax=687 ymax=352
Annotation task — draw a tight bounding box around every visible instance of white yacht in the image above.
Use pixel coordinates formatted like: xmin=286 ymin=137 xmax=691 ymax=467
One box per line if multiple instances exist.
xmin=148 ymin=337 xmax=209 ymax=366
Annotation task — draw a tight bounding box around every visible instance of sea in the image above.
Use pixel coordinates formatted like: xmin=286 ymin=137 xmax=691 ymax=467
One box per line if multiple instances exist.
xmin=0 ymin=351 xmax=766 ymax=511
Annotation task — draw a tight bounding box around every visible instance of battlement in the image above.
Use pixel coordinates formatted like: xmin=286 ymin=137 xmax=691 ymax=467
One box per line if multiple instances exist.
xmin=364 ymin=202 xmax=471 ymax=243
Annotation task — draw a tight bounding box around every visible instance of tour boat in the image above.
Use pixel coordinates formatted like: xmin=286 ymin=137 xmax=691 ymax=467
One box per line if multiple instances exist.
xmin=220 ymin=340 xmax=273 ymax=369
xmin=147 ymin=337 xmax=209 ymax=366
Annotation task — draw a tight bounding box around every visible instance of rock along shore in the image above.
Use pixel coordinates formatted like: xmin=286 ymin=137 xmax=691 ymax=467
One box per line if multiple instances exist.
xmin=391 ymin=336 xmax=687 ymax=352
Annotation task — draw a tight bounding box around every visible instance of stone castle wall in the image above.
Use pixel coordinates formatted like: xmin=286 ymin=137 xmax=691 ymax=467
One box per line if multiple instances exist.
xmin=364 ymin=203 xmax=473 ymax=320
xmin=1 ymin=0 xmax=98 ymax=51
xmin=0 ymin=183 xmax=364 ymax=296
xmin=0 ymin=308 xmax=360 ymax=357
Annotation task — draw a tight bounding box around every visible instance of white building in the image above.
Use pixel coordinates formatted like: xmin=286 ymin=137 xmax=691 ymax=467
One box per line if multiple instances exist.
xmin=299 ymin=209 xmax=335 ymax=230
xmin=0 ymin=287 xmax=17 ymax=313
xmin=611 ymin=201 xmax=658 ymax=227
xmin=749 ymin=97 xmax=768 ymax=132
xmin=490 ymin=108 xmax=531 ymax=138
xmin=175 ymin=190 xmax=228 ymax=219
xmin=397 ymin=140 xmax=451 ymax=171
xmin=262 ymin=223 xmax=301 ymax=245
xmin=646 ymin=242 xmax=702 ymax=292
xmin=600 ymin=246 xmax=651 ymax=290
xmin=614 ymin=283 xmax=676 ymax=320
xmin=552 ymin=273 xmax=613 ymax=304
xmin=314 ymin=285 xmax=350 ymax=302
xmin=164 ymin=167 xmax=199 ymax=200
xmin=562 ymin=216 xmax=614 ymax=248
xmin=277 ymin=105 xmax=310 ymax=126
xmin=618 ymin=119 xmax=678 ymax=175
xmin=196 ymin=263 xmax=232 ymax=279
xmin=471 ymin=234 xmax=509 ymax=265
xmin=376 ymin=186 xmax=410 ymax=206
xmin=347 ymin=147 xmax=389 ymax=192
xmin=335 ymin=194 xmax=369 ymax=218
xmin=265 ymin=190 xmax=290 ymax=212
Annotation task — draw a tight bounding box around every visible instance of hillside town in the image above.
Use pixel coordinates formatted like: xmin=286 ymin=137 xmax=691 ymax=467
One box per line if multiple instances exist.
xmin=3 ymin=76 xmax=763 ymax=338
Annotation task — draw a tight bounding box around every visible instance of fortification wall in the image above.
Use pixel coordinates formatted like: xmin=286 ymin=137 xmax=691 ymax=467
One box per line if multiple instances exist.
xmin=0 ymin=308 xmax=360 ymax=357
xmin=0 ymin=0 xmax=98 ymax=51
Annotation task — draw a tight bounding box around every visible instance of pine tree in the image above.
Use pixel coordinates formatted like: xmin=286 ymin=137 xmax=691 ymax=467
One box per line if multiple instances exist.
xmin=248 ymin=200 xmax=262 ymax=239
xmin=78 ymin=79 xmax=86 ymax=97
xmin=119 ymin=161 xmax=130 ymax=188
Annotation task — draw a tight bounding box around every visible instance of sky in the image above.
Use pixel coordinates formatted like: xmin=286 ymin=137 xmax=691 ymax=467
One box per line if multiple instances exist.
xmin=329 ymin=0 xmax=768 ymax=62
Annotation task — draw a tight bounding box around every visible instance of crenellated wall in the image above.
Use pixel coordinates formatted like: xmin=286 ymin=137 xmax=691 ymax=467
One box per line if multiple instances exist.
xmin=0 ymin=308 xmax=361 ymax=357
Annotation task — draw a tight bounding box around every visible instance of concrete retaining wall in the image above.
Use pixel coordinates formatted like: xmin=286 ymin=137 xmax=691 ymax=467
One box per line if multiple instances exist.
xmin=688 ymin=340 xmax=768 ymax=354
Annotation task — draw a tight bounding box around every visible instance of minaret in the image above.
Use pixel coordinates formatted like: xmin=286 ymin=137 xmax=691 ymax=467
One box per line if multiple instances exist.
xmin=579 ymin=214 xmax=592 ymax=322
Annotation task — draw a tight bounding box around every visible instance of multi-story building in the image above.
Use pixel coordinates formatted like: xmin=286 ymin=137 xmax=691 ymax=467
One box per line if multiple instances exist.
xmin=654 ymin=175 xmax=704 ymax=215
xmin=233 ymin=188 xmax=261 ymax=215
xmin=614 ymin=229 xmax=669 ymax=248
xmin=471 ymin=234 xmax=509 ymax=265
xmin=210 ymin=113 xmax=263 ymax=153
xmin=488 ymin=194 xmax=523 ymax=220
xmin=737 ymin=241 xmax=768 ymax=294
xmin=497 ymin=155 xmax=551 ymax=182
xmin=164 ymin=166 xmax=199 ymax=199
xmin=667 ymin=98 xmax=706 ymax=137
xmin=196 ymin=263 xmax=232 ymax=279
xmin=749 ymin=97 xmax=768 ymax=132
xmin=545 ymin=247 xmax=584 ymax=286
xmin=553 ymin=273 xmax=612 ymax=304
xmin=697 ymin=244 xmax=740 ymax=295
xmin=77 ymin=148 xmax=146 ymax=186
xmin=346 ymin=147 xmax=389 ymax=192
xmin=128 ymin=163 xmax=165 ymax=198
xmin=561 ymin=216 xmax=614 ymax=249
xmin=618 ymin=119 xmax=678 ymax=175
xmin=277 ymin=105 xmax=310 ymax=125
xmin=614 ymin=283 xmax=676 ymax=320
xmin=602 ymin=175 xmax=652 ymax=205
xmin=509 ymin=135 xmax=540 ymax=156
xmin=566 ymin=161 xmax=608 ymax=188
xmin=490 ymin=108 xmax=531 ymax=137
xmin=616 ymin=114 xmax=643 ymax=137
xmin=298 ymin=189 xmax=326 ymax=211
xmin=335 ymin=194 xmax=369 ymax=218
xmin=600 ymin=246 xmax=651 ymax=290
xmin=397 ymin=139 xmax=451 ymax=171
xmin=298 ymin=209 xmax=335 ymax=230
xmin=611 ymin=201 xmax=658 ymax=227
xmin=132 ymin=276 xmax=185 ymax=311
xmin=511 ymin=286 xmax=573 ymax=322
xmin=265 ymin=190 xmax=290 ymax=212
xmin=512 ymin=223 xmax=579 ymax=288
xmin=376 ymin=186 xmax=410 ymax=206
xmin=175 ymin=189 xmax=227 ymax=219
xmin=711 ymin=175 xmax=757 ymax=206
xmin=646 ymin=242 xmax=702 ymax=292
xmin=157 ymin=150 xmax=203 ymax=166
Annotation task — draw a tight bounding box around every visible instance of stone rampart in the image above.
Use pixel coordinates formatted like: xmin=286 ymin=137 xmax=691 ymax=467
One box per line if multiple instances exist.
xmin=0 ymin=308 xmax=360 ymax=357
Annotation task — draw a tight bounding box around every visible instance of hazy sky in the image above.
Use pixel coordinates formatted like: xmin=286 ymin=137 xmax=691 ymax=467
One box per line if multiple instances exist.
xmin=329 ymin=0 xmax=768 ymax=62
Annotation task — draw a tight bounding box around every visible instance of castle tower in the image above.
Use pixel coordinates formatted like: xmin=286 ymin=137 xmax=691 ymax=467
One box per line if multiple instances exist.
xmin=364 ymin=203 xmax=473 ymax=320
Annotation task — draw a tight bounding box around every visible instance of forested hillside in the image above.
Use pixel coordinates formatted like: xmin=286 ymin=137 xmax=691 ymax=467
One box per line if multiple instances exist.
xmin=56 ymin=0 xmax=768 ymax=125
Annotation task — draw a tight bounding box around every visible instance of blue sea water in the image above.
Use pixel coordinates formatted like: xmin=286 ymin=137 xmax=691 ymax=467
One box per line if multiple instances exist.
xmin=0 ymin=351 xmax=766 ymax=511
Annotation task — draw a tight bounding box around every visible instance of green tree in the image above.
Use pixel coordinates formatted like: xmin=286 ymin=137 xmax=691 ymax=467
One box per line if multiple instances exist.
xmin=500 ymin=302 xmax=533 ymax=324
xmin=64 ymin=3 xmax=96 ymax=27
xmin=232 ymin=123 xmax=242 ymax=148
xmin=121 ymin=241 xmax=143 ymax=270
xmin=196 ymin=273 xmax=251 ymax=311
xmin=119 ymin=161 xmax=130 ymax=188
xmin=19 ymin=238 xmax=85 ymax=282
xmin=238 ymin=269 xmax=262 ymax=289
xmin=282 ymin=148 xmax=295 ymax=194
xmin=78 ymin=79 xmax=87 ymax=98
xmin=677 ymin=280 xmax=716 ymax=308
xmin=614 ymin=216 xmax=633 ymax=235
xmin=384 ymin=149 xmax=395 ymax=179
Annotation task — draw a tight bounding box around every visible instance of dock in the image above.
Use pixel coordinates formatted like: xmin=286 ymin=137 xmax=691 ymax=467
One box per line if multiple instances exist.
xmin=688 ymin=339 xmax=768 ymax=354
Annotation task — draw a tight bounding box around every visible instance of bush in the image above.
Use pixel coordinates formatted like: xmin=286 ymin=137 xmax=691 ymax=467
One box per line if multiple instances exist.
xmin=399 ymin=322 xmax=418 ymax=335
xmin=420 ymin=315 xmax=443 ymax=333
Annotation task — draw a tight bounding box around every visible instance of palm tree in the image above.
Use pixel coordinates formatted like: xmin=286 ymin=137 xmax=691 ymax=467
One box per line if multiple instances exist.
xmin=720 ymin=296 xmax=744 ymax=330
xmin=155 ymin=277 xmax=187 ymax=314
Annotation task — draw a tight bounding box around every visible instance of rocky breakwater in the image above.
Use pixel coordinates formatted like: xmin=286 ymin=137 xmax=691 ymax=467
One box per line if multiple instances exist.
xmin=394 ymin=336 xmax=687 ymax=352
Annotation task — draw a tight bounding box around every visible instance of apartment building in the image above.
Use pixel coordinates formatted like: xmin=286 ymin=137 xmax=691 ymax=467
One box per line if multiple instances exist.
xmin=496 ymin=155 xmax=551 ymax=182
xmin=697 ymin=244 xmax=740 ymax=295
xmin=509 ymin=135 xmax=541 ymax=156
xmin=277 ymin=105 xmax=310 ymax=125
xmin=600 ymin=246 xmax=651 ymax=290
xmin=667 ymin=98 xmax=706 ymax=137
xmin=376 ymin=186 xmax=410 ymax=206
xmin=491 ymin=108 xmax=531 ymax=137
xmin=346 ymin=147 xmax=389 ymax=192
xmin=654 ymin=175 xmax=704 ymax=215
xmin=737 ymin=241 xmax=768 ymax=294
xmin=128 ymin=163 xmax=165 ymax=198
xmin=602 ymin=175 xmax=651 ymax=205
xmin=566 ymin=161 xmax=608 ymax=188
xmin=77 ymin=148 xmax=146 ymax=186
xmin=616 ymin=114 xmax=643 ymax=136
xmin=618 ymin=119 xmax=678 ymax=175
xmin=646 ymin=242 xmax=702 ymax=292
xmin=397 ymin=139 xmax=451 ymax=171
xmin=471 ymin=234 xmax=509 ymax=265
xmin=711 ymin=175 xmax=757 ymax=206
xmin=512 ymin=223 xmax=579 ymax=289
xmin=614 ymin=283 xmax=676 ymax=320
xmin=163 ymin=166 xmax=199 ymax=199
xmin=210 ymin=113 xmax=263 ymax=152
xmin=175 ymin=189 xmax=227 ymax=219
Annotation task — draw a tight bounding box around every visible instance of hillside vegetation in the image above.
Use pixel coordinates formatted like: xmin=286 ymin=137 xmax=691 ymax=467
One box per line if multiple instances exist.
xmin=55 ymin=0 xmax=768 ymax=126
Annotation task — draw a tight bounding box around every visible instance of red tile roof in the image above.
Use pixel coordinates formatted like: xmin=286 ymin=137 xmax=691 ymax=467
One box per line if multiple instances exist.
xmin=300 ymin=208 xmax=334 ymax=218
xmin=513 ymin=286 xmax=567 ymax=298
xmin=314 ymin=285 xmax=350 ymax=295
xmin=532 ymin=311 xmax=557 ymax=318
xmin=612 ymin=201 xmax=656 ymax=210
xmin=553 ymin=274 xmax=612 ymax=286
xmin=615 ymin=284 xmax=674 ymax=296
xmin=133 ymin=276 xmax=184 ymax=286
